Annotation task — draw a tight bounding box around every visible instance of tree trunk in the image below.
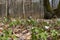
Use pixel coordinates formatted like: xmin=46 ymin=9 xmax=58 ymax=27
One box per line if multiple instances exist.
xmin=44 ymin=0 xmax=55 ymax=19
xmin=6 ymin=0 xmax=9 ymax=18
xmin=44 ymin=0 xmax=53 ymax=12
xmin=54 ymin=1 xmax=60 ymax=18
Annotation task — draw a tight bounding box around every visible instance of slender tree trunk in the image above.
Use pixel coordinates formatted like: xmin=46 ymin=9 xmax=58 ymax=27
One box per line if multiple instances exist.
xmin=23 ymin=0 xmax=25 ymax=19
xmin=6 ymin=0 xmax=9 ymax=18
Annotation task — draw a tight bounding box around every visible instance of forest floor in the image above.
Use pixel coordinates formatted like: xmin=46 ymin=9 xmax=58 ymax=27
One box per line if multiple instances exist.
xmin=0 ymin=17 xmax=60 ymax=40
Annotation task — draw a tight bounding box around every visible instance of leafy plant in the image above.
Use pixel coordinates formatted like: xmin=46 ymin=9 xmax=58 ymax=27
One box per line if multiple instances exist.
xmin=9 ymin=19 xmax=21 ymax=27
xmin=0 ymin=29 xmax=17 ymax=40
xmin=2 ymin=17 xmax=10 ymax=24
xmin=26 ymin=19 xmax=37 ymax=26
xmin=51 ymin=29 xmax=58 ymax=40
xmin=57 ymin=21 xmax=60 ymax=26
xmin=51 ymin=30 xmax=58 ymax=37
xmin=40 ymin=31 xmax=48 ymax=40
xmin=31 ymin=27 xmax=48 ymax=40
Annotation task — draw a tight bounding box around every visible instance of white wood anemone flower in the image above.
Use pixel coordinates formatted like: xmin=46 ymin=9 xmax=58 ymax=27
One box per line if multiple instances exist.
xmin=45 ymin=26 xmax=50 ymax=29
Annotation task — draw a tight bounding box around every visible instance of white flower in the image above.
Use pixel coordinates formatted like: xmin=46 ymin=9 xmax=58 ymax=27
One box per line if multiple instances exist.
xmin=29 ymin=16 xmax=32 ymax=19
xmin=45 ymin=26 xmax=49 ymax=29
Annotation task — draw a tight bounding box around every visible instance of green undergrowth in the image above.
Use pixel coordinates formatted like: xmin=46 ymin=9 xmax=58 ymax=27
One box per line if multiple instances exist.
xmin=0 ymin=17 xmax=60 ymax=40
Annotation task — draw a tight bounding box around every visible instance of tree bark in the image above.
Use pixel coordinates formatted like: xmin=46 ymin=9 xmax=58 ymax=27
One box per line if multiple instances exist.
xmin=44 ymin=0 xmax=55 ymax=19
xmin=54 ymin=1 xmax=60 ymax=18
xmin=44 ymin=0 xmax=53 ymax=12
